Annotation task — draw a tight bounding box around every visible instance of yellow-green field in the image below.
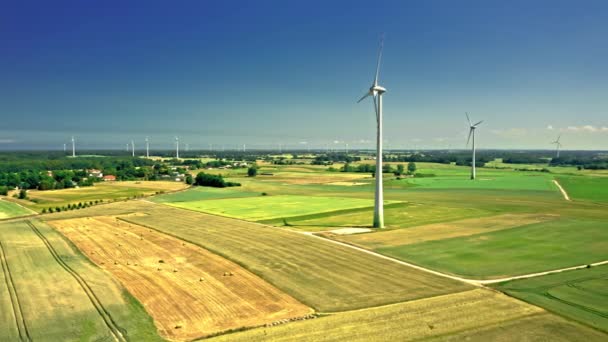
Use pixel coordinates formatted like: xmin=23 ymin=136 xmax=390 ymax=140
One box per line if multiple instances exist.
xmin=15 ymin=181 xmax=188 ymax=212
xmin=209 ymin=289 xmax=606 ymax=341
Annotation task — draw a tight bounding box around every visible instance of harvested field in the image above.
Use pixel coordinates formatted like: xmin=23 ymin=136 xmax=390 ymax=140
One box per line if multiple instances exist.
xmin=49 ymin=216 xmax=312 ymax=340
xmin=0 ymin=219 xmax=162 ymax=341
xmin=332 ymin=213 xmax=557 ymax=248
xmin=209 ymin=289 xmax=607 ymax=341
xmin=118 ymin=201 xmax=472 ymax=312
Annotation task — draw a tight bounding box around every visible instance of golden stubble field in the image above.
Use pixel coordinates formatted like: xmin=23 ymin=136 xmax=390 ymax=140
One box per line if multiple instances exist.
xmin=48 ymin=216 xmax=312 ymax=341
xmin=331 ymin=213 xmax=558 ymax=248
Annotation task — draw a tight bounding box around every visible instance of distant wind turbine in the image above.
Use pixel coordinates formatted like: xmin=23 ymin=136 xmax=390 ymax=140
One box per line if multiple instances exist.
xmin=71 ymin=136 xmax=76 ymax=157
xmin=175 ymin=137 xmax=180 ymax=158
xmin=63 ymin=143 xmax=66 ymax=152
xmin=551 ymin=135 xmax=562 ymax=158
xmin=466 ymin=112 xmax=483 ymax=180
xmin=145 ymin=137 xmax=150 ymax=158
xmin=131 ymin=140 xmax=135 ymax=157
xmin=357 ymin=35 xmax=386 ymax=228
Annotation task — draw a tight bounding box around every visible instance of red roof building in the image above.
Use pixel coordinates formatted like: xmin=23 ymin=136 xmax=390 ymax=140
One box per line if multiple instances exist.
xmin=102 ymin=175 xmax=116 ymax=181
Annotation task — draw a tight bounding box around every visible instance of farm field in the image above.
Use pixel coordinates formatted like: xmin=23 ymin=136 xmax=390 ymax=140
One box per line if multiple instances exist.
xmin=374 ymin=218 xmax=608 ymax=279
xmin=0 ymin=199 xmax=34 ymax=219
xmin=48 ymin=216 xmax=311 ymax=340
xmin=163 ymin=194 xmax=397 ymax=221
xmin=0 ymin=219 xmax=162 ymax=341
xmin=493 ymin=265 xmax=608 ymax=333
xmin=556 ymin=175 xmax=608 ymax=202
xmin=114 ymin=201 xmax=473 ymax=312
xmin=151 ymin=186 xmax=261 ymax=203
xmin=15 ymin=181 xmax=188 ymax=212
xmin=329 ymin=213 xmax=558 ymax=248
xmin=209 ymin=289 xmax=607 ymax=341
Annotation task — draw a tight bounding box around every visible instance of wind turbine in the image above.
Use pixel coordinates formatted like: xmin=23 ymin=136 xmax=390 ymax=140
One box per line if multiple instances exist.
xmin=63 ymin=143 xmax=66 ymax=153
xmin=131 ymin=140 xmax=135 ymax=157
xmin=551 ymin=135 xmax=562 ymax=158
xmin=145 ymin=137 xmax=150 ymax=158
xmin=175 ymin=137 xmax=180 ymax=158
xmin=71 ymin=136 xmax=76 ymax=157
xmin=357 ymin=35 xmax=386 ymax=228
xmin=466 ymin=112 xmax=483 ymax=180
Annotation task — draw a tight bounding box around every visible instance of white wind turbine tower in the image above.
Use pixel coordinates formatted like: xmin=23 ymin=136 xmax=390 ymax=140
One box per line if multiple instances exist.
xmin=145 ymin=137 xmax=150 ymax=158
xmin=357 ymin=36 xmax=387 ymax=228
xmin=131 ymin=140 xmax=135 ymax=157
xmin=175 ymin=137 xmax=180 ymax=158
xmin=551 ymin=135 xmax=562 ymax=158
xmin=63 ymin=143 xmax=66 ymax=153
xmin=71 ymin=136 xmax=76 ymax=157
xmin=466 ymin=112 xmax=483 ymax=180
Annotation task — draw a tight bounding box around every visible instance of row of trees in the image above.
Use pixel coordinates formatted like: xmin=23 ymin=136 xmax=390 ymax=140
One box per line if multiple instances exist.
xmin=194 ymin=172 xmax=241 ymax=188
xmin=339 ymin=162 xmax=417 ymax=175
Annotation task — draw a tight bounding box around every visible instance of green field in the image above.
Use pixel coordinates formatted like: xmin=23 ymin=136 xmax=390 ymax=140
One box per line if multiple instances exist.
xmin=0 ymin=199 xmax=34 ymax=219
xmin=151 ymin=186 xmax=261 ymax=203
xmin=209 ymin=289 xmax=607 ymax=342
xmin=164 ymin=194 xmax=396 ymax=221
xmin=493 ymin=265 xmax=608 ymax=333
xmin=556 ymin=175 xmax=608 ymax=202
xmin=374 ymin=219 xmax=608 ymax=279
xmin=109 ymin=201 xmax=472 ymax=312
xmin=0 ymin=219 xmax=162 ymax=341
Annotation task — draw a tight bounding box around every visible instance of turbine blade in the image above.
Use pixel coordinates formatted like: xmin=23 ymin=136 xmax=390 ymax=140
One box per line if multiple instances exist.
xmin=373 ymin=34 xmax=384 ymax=86
xmin=465 ymin=112 xmax=471 ymax=126
xmin=473 ymin=120 xmax=484 ymax=126
xmin=466 ymin=128 xmax=473 ymax=147
xmin=357 ymin=92 xmax=371 ymax=103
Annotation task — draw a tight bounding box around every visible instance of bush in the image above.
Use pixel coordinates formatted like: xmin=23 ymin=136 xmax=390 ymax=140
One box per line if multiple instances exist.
xmin=414 ymin=173 xmax=436 ymax=178
xmin=0 ymin=186 xmax=8 ymax=196
xmin=41 ymin=208 xmax=47 ymax=214
xmin=247 ymin=166 xmax=258 ymax=177
xmin=194 ymin=172 xmax=241 ymax=188
xmin=18 ymin=189 xmax=27 ymax=199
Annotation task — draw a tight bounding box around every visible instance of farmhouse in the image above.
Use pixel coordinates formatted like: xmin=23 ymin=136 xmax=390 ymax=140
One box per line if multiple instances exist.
xmin=103 ymin=175 xmax=116 ymax=181
xmin=88 ymin=169 xmax=103 ymax=178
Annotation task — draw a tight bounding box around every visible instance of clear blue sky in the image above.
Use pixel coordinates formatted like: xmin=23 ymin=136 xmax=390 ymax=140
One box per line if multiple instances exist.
xmin=1 ymin=0 xmax=607 ymax=150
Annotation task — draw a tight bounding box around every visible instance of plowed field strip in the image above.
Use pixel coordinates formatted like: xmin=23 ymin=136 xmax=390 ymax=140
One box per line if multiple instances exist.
xmin=0 ymin=241 xmax=31 ymax=342
xmin=26 ymin=221 xmax=125 ymax=342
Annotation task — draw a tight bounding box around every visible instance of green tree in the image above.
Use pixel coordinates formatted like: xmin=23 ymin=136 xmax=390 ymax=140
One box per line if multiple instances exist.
xmin=185 ymin=174 xmax=194 ymax=185
xmin=408 ymin=162 xmax=417 ymax=175
xmin=396 ymin=164 xmax=405 ymax=176
xmin=247 ymin=166 xmax=258 ymax=177
xmin=18 ymin=189 xmax=27 ymax=199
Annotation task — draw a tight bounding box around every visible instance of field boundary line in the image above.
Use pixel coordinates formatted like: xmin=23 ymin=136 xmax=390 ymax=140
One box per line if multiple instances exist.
xmin=300 ymin=232 xmax=481 ymax=285
xmin=477 ymin=260 xmax=608 ymax=284
xmin=307 ymin=232 xmax=608 ymax=286
xmin=26 ymin=221 xmax=126 ymax=342
xmin=552 ymin=179 xmax=571 ymax=201
xmin=0 ymin=241 xmax=32 ymax=342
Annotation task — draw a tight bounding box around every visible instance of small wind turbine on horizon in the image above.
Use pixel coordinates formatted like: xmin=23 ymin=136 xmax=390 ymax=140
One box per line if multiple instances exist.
xmin=131 ymin=140 xmax=135 ymax=157
xmin=552 ymin=135 xmax=562 ymax=158
xmin=71 ymin=136 xmax=76 ymax=157
xmin=145 ymin=137 xmax=150 ymax=158
xmin=175 ymin=137 xmax=180 ymax=158
xmin=466 ymin=112 xmax=483 ymax=180
xmin=357 ymin=35 xmax=387 ymax=229
xmin=63 ymin=143 xmax=66 ymax=153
